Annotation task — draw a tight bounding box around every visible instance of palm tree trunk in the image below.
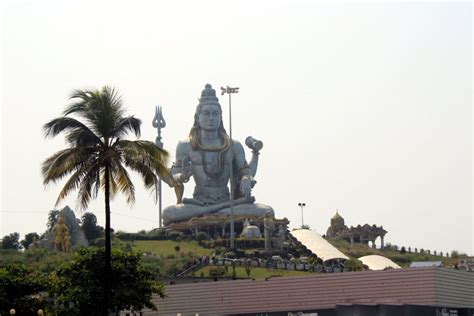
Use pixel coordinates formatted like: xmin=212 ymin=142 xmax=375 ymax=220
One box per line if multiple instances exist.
xmin=104 ymin=163 xmax=111 ymax=316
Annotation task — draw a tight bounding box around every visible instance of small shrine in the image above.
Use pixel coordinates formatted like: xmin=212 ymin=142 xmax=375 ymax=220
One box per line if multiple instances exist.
xmin=39 ymin=205 xmax=88 ymax=251
xmin=326 ymin=211 xmax=387 ymax=249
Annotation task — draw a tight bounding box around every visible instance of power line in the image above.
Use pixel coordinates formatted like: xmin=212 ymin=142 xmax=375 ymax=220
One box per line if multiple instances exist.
xmin=0 ymin=211 xmax=48 ymax=213
xmin=1 ymin=210 xmax=159 ymax=224
xmin=111 ymin=211 xmax=160 ymax=224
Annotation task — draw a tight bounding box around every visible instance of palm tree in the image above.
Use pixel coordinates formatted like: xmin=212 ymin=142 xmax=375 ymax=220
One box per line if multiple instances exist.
xmin=42 ymin=86 xmax=168 ymax=314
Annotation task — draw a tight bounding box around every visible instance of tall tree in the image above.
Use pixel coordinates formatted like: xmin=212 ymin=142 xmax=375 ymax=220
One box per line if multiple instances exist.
xmin=46 ymin=210 xmax=60 ymax=231
xmin=20 ymin=232 xmax=40 ymax=250
xmin=1 ymin=233 xmax=21 ymax=250
xmin=42 ymin=86 xmax=168 ymax=315
xmin=81 ymin=212 xmax=103 ymax=243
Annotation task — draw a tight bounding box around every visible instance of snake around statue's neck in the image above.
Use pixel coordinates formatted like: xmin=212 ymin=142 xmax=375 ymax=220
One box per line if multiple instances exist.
xmin=197 ymin=132 xmax=230 ymax=152
xmin=196 ymin=132 xmax=231 ymax=179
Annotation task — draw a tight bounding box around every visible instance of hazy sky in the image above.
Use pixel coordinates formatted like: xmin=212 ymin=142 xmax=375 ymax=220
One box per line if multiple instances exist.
xmin=1 ymin=1 xmax=472 ymax=254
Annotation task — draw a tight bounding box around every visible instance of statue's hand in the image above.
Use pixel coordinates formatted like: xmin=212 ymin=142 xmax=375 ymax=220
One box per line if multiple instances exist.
xmin=240 ymin=177 xmax=252 ymax=198
xmin=172 ymin=171 xmax=191 ymax=183
xmin=171 ymin=157 xmax=193 ymax=183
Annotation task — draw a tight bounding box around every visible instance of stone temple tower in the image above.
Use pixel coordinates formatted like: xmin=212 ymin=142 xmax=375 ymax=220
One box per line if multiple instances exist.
xmin=326 ymin=211 xmax=348 ymax=238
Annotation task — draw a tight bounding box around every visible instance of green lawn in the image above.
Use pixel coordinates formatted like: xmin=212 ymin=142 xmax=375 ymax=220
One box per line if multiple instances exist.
xmin=196 ymin=265 xmax=313 ymax=279
xmin=131 ymin=240 xmax=213 ymax=256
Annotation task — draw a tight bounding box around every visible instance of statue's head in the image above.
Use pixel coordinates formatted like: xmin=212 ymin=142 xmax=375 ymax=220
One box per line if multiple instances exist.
xmin=57 ymin=214 xmax=66 ymax=225
xmin=189 ymin=84 xmax=228 ymax=149
xmin=193 ymin=84 xmax=227 ymax=134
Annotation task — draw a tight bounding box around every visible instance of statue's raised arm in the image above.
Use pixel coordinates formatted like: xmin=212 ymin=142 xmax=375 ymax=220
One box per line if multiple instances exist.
xmin=171 ymin=141 xmax=193 ymax=184
xmin=231 ymin=140 xmax=253 ymax=199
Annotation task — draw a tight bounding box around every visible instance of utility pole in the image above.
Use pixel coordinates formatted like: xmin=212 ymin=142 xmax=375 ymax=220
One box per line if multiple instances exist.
xmin=298 ymin=202 xmax=306 ymax=228
xmin=220 ymin=85 xmax=239 ymax=249
xmin=152 ymin=105 xmax=166 ymax=228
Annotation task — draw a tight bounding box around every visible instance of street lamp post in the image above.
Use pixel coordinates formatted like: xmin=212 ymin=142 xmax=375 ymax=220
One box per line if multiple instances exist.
xmin=152 ymin=105 xmax=166 ymax=228
xmin=298 ymin=202 xmax=306 ymax=228
xmin=221 ymin=85 xmax=239 ymax=249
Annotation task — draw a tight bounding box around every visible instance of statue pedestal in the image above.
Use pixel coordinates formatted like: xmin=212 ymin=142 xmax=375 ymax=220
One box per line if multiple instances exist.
xmin=167 ymin=213 xmax=289 ymax=240
xmin=213 ymin=203 xmax=274 ymax=217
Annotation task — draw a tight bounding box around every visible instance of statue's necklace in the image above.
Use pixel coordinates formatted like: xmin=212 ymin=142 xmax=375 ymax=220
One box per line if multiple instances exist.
xmin=197 ymin=133 xmax=230 ymax=151
xmin=198 ymin=133 xmax=231 ymax=179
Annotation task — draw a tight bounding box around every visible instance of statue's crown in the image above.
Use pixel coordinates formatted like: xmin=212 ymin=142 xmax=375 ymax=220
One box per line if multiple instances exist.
xmin=199 ymin=84 xmax=220 ymax=105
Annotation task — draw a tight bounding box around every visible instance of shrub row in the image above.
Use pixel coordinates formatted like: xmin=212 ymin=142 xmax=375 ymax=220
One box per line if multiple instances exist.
xmin=115 ymin=231 xmax=183 ymax=241
xmin=202 ymin=238 xmax=265 ymax=249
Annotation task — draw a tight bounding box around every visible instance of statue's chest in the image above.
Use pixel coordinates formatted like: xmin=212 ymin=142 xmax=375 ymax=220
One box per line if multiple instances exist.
xmin=189 ymin=150 xmax=231 ymax=166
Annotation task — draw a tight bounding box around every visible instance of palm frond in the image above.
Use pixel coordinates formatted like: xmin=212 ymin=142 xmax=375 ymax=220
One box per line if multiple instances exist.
xmin=55 ymin=169 xmax=83 ymax=206
xmin=64 ymin=90 xmax=94 ymax=116
xmin=42 ymin=148 xmax=95 ymax=185
xmin=116 ymin=140 xmax=168 ymax=173
xmin=76 ymin=164 xmax=101 ymax=210
xmin=111 ymin=116 xmax=142 ymax=139
xmin=43 ymin=117 xmax=100 ymax=143
xmin=65 ymin=128 xmax=102 ymax=147
xmin=54 ymin=161 xmax=97 ymax=206
xmin=122 ymin=154 xmax=159 ymax=202
xmin=111 ymin=162 xmax=136 ymax=204
xmin=109 ymin=175 xmax=118 ymax=199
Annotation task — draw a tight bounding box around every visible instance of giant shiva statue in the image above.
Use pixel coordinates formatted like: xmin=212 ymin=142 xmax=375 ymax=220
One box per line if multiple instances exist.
xmin=162 ymin=84 xmax=274 ymax=225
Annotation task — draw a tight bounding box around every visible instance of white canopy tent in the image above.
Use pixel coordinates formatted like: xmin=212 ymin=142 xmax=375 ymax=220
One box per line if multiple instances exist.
xmin=358 ymin=255 xmax=401 ymax=270
xmin=290 ymin=229 xmax=349 ymax=262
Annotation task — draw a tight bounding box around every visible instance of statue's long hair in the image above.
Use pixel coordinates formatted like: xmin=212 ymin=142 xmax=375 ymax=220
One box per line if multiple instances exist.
xmin=189 ymin=102 xmax=228 ymax=150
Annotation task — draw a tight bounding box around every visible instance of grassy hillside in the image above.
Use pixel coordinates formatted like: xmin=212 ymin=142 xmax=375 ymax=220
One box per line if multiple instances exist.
xmin=130 ymin=238 xmax=459 ymax=269
xmin=326 ymin=238 xmax=455 ymax=268
xmin=131 ymin=240 xmax=213 ymax=257
xmin=195 ymin=266 xmax=312 ymax=279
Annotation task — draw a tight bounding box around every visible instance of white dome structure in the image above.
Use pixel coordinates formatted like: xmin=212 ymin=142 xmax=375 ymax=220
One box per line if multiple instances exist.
xmin=358 ymin=255 xmax=401 ymax=270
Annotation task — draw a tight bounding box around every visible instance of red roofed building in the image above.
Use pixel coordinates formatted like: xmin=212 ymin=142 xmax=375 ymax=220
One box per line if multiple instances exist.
xmin=135 ymin=267 xmax=474 ymax=316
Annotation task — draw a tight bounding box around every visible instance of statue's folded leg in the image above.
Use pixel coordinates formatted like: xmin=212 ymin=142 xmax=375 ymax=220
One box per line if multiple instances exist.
xmin=163 ymin=204 xmax=209 ymax=225
xmin=216 ymin=202 xmax=274 ymax=217
xmin=162 ymin=195 xmax=274 ymax=225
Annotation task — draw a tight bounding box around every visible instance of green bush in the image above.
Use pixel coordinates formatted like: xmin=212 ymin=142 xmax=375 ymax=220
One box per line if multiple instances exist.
xmin=203 ymin=238 xmax=265 ymax=249
xmin=224 ymin=251 xmax=236 ymax=259
xmin=0 ymin=264 xmax=47 ymax=315
xmin=389 ymin=255 xmax=409 ymax=265
xmin=48 ymin=248 xmax=164 ymax=315
xmin=148 ymin=229 xmax=166 ymax=240
xmin=140 ymin=256 xmax=162 ymax=277
xmin=214 ymin=247 xmax=226 ymax=255
xmin=244 ymin=263 xmax=252 ymax=278
xmin=115 ymin=229 xmax=168 ymax=241
xmin=209 ymin=266 xmax=226 ymax=278
xmin=168 ymin=231 xmax=182 ymax=241
xmin=343 ymin=259 xmax=364 ymax=272
xmin=0 ymin=249 xmax=25 ymax=266
xmin=196 ymin=232 xmax=207 ymax=245
xmin=234 ymin=238 xmax=265 ymax=249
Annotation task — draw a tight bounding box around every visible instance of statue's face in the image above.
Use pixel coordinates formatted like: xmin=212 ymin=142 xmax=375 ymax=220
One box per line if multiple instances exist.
xmin=198 ymin=103 xmax=221 ymax=131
